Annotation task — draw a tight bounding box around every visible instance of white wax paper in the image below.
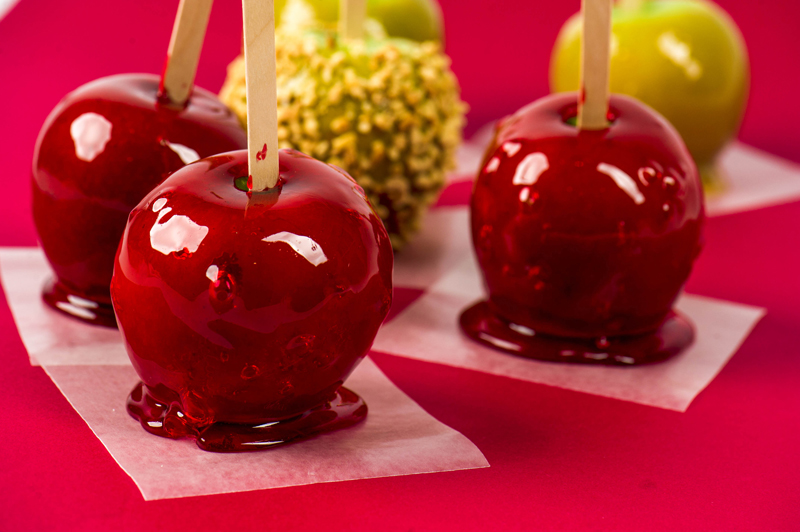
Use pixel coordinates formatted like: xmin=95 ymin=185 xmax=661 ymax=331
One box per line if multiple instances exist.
xmin=705 ymin=142 xmax=800 ymax=217
xmin=393 ymin=207 xmax=472 ymax=290
xmin=0 ymin=247 xmax=127 ymax=366
xmin=380 ymin=254 xmax=765 ymax=413
xmin=0 ymin=247 xmax=489 ymax=501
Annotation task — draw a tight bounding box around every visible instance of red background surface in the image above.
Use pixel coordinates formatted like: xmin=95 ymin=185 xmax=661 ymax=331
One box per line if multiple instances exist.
xmin=1 ymin=1 xmax=799 ymax=530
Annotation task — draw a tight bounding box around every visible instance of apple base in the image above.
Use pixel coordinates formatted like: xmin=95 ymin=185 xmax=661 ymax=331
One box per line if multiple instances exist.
xmin=127 ymin=382 xmax=368 ymax=452
xmin=42 ymin=276 xmax=117 ymax=328
xmin=459 ymin=301 xmax=694 ymax=365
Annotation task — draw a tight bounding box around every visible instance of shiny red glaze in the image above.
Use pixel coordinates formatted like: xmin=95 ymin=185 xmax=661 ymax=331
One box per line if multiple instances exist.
xmin=460 ymin=302 xmax=694 ymax=365
xmin=32 ymin=73 xmax=247 ymax=324
xmin=470 ymin=93 xmax=704 ymax=339
xmin=126 ymin=381 xmax=368 ymax=452
xmin=111 ymin=149 xmax=393 ymax=428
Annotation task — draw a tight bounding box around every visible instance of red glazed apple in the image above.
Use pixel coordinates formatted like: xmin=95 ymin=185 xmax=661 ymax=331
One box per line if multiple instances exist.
xmin=111 ymin=148 xmax=393 ymax=451
xmin=460 ymin=92 xmax=704 ymax=365
xmin=32 ymin=73 xmax=247 ymax=327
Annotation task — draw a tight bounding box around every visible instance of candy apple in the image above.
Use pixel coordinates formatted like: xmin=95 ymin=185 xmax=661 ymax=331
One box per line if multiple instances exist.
xmin=550 ymin=0 xmax=749 ymax=183
xmin=275 ymin=0 xmax=443 ymax=42
xmin=32 ymin=74 xmax=247 ymax=327
xmin=461 ymin=92 xmax=705 ymax=365
xmin=111 ymin=148 xmax=393 ymax=451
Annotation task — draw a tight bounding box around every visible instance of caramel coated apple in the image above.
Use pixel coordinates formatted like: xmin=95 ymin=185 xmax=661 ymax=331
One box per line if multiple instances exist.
xmin=32 ymin=74 xmax=247 ymax=326
xmin=111 ymin=149 xmax=393 ymax=450
xmin=461 ymin=93 xmax=704 ymax=365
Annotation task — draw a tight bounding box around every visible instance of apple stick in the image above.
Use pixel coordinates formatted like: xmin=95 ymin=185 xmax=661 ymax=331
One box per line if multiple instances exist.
xmin=578 ymin=0 xmax=612 ymax=130
xmin=160 ymin=0 xmax=215 ymax=107
xmin=243 ymin=0 xmax=280 ymax=190
xmin=339 ymin=0 xmax=367 ymax=40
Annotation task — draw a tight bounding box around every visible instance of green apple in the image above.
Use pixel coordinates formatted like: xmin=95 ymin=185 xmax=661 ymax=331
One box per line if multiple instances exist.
xmin=550 ymin=0 xmax=749 ymax=183
xmin=274 ymin=0 xmax=444 ymax=43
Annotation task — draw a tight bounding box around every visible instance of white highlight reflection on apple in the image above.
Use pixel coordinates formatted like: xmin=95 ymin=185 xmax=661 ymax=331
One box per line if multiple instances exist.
xmin=512 ymin=152 xmax=549 ymax=186
xmin=149 ymin=198 xmax=209 ymax=256
xmin=596 ymin=162 xmax=646 ymax=205
xmin=657 ymin=31 xmax=702 ymax=81
xmin=502 ymin=141 xmax=522 ymax=157
xmin=485 ymin=157 xmax=500 ymax=173
xmin=205 ymin=264 xmax=219 ymax=282
xmin=70 ymin=112 xmax=112 ymax=162
xmin=478 ymin=331 xmax=521 ymax=352
xmin=55 ymin=294 xmax=100 ymax=321
xmin=162 ymin=140 xmax=200 ymax=165
xmin=263 ymin=232 xmax=328 ymax=267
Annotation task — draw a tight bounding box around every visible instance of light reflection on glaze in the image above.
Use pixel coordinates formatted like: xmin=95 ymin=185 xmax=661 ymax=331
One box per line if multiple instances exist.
xmin=610 ymin=33 xmax=619 ymax=57
xmin=67 ymin=294 xmax=99 ymax=309
xmin=54 ymin=290 xmax=103 ymax=320
xmin=502 ymin=141 xmax=522 ymax=157
xmin=657 ymin=31 xmax=702 ymax=81
xmin=263 ymin=231 xmax=328 ymax=267
xmin=512 ymin=152 xmax=549 ymax=186
xmin=149 ymin=200 xmax=209 ymax=256
xmin=55 ymin=301 xmax=97 ymax=320
xmin=637 ymin=166 xmax=657 ymax=186
xmin=508 ymin=322 xmax=535 ymax=337
xmin=152 ymin=197 xmax=168 ymax=212
xmin=596 ymin=162 xmax=645 ymax=205
xmin=70 ymin=112 xmax=112 ymax=162
xmin=205 ymin=264 xmax=219 ymax=282
xmin=162 ymin=140 xmax=200 ymax=165
xmin=478 ymin=331 xmax=521 ymax=352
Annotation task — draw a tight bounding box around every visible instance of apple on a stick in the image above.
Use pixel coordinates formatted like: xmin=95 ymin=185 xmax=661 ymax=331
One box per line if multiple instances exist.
xmin=112 ymin=0 xmax=393 ymax=452
xmin=32 ymin=0 xmax=246 ymax=327
xmin=460 ymin=0 xmax=705 ymax=365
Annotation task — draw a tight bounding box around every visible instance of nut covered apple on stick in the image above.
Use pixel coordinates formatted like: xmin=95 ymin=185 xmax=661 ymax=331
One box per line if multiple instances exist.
xmin=460 ymin=0 xmax=705 ymax=365
xmin=31 ymin=0 xmax=247 ymax=327
xmin=111 ymin=0 xmax=394 ymax=452
xmin=219 ymin=0 xmax=466 ymax=250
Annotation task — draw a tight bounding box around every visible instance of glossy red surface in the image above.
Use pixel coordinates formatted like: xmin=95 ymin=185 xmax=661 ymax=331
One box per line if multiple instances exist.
xmin=127 ymin=382 xmax=367 ymax=452
xmin=111 ymin=149 xmax=393 ymax=449
xmin=466 ymin=93 xmax=704 ymax=345
xmin=32 ymin=73 xmax=247 ymax=326
xmin=460 ymin=302 xmax=694 ymax=365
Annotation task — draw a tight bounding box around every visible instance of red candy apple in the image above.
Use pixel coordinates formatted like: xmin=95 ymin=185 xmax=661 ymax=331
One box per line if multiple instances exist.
xmin=111 ymin=148 xmax=393 ymax=451
xmin=460 ymin=92 xmax=704 ymax=365
xmin=32 ymin=73 xmax=247 ymax=326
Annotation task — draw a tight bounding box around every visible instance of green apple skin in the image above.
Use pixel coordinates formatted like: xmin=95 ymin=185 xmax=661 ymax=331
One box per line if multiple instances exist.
xmin=550 ymin=0 xmax=749 ymax=173
xmin=275 ymin=0 xmax=444 ymax=43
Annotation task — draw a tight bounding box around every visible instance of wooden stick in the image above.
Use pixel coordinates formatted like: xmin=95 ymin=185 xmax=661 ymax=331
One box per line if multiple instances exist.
xmin=578 ymin=0 xmax=612 ymax=130
xmin=243 ymin=0 xmax=280 ymax=191
xmin=339 ymin=0 xmax=367 ymax=40
xmin=160 ymin=0 xmax=214 ymax=107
